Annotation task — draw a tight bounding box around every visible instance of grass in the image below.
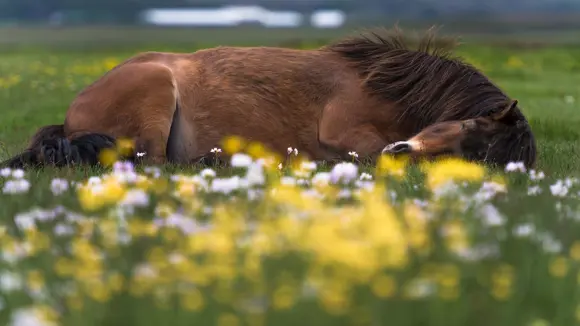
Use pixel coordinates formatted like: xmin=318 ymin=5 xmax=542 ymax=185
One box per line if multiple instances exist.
xmin=1 ymin=28 xmax=580 ymax=326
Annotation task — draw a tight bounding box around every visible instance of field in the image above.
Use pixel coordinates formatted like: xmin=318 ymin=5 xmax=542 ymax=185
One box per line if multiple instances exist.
xmin=1 ymin=26 xmax=580 ymax=326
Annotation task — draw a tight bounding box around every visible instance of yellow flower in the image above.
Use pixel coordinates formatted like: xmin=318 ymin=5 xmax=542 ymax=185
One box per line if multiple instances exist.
xmin=66 ymin=290 xmax=84 ymax=310
xmin=103 ymin=57 xmax=120 ymax=70
xmin=506 ymin=56 xmax=524 ymax=68
xmin=442 ymin=219 xmax=469 ymax=255
xmin=272 ymin=284 xmax=297 ymax=310
xmin=319 ymin=283 xmax=350 ymax=315
xmin=107 ymin=272 xmax=125 ymax=293
xmin=549 ymin=256 xmax=569 ymax=278
xmin=26 ymin=270 xmax=45 ymax=292
xmin=180 ymin=288 xmax=205 ymax=311
xmin=423 ymin=157 xmax=485 ymax=190
xmin=529 ymin=319 xmax=549 ymax=326
xmin=32 ymin=304 xmax=60 ymax=326
xmin=376 ymin=154 xmax=408 ymax=179
xmin=221 ymin=135 xmax=246 ymax=154
xmin=98 ymin=148 xmax=118 ymax=167
xmin=371 ymin=273 xmax=396 ymax=299
xmin=54 ymin=257 xmax=76 ymax=277
xmin=436 ymin=264 xmax=460 ymax=300
xmin=115 ymin=137 xmax=135 ymax=157
xmin=491 ymin=264 xmax=514 ymax=301
xmin=174 ymin=179 xmax=197 ymax=198
xmin=570 ymin=241 xmax=580 ymax=261
xmin=86 ymin=281 xmax=111 ymax=302
xmin=217 ymin=313 xmax=241 ymax=326
xmin=77 ymin=176 xmax=126 ymax=211
xmin=246 ymin=141 xmax=268 ymax=159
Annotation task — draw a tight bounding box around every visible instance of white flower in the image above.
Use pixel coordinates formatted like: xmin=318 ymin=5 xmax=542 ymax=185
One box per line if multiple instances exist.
xmin=144 ymin=167 xmax=161 ymax=178
xmin=2 ymin=179 xmax=30 ymax=194
xmin=337 ymin=188 xmax=352 ymax=198
xmin=329 ymin=162 xmax=358 ymax=184
xmin=348 ymin=151 xmax=358 ymax=158
xmin=300 ymin=161 xmax=317 ymax=172
xmin=136 ymin=152 xmax=146 ymax=157
xmin=200 ymin=168 xmax=216 ymax=178
xmin=280 ymin=176 xmax=296 ymax=186
xmin=529 ymin=169 xmax=545 ymax=181
xmin=245 ymin=162 xmax=265 ymax=186
xmin=359 ymin=172 xmax=373 ymax=181
xmin=54 ymin=223 xmax=74 ymax=237
xmin=120 ymin=189 xmax=150 ymax=207
xmin=211 ymin=176 xmax=242 ymax=194
xmin=527 ymin=185 xmax=542 ymax=196
xmin=50 ymin=178 xmax=69 ymax=196
xmin=210 ymin=147 xmax=222 ymax=153
xmin=479 ymin=204 xmax=505 ymax=227
xmin=231 ymin=153 xmax=253 ymax=167
xmin=550 ymin=180 xmax=568 ymax=197
xmin=505 ymin=161 xmax=526 ymax=173
xmin=0 ymin=272 xmax=22 ymax=292
xmin=311 ymin=172 xmax=331 ymax=186
xmin=86 ymin=176 xmax=102 ymax=185
xmin=10 ymin=306 xmax=58 ymax=326
xmin=133 ymin=263 xmax=158 ymax=279
xmin=11 ymin=169 xmax=25 ymax=179
xmin=0 ymin=168 xmax=11 ymax=177
xmin=513 ymin=223 xmax=535 ymax=237
xmin=14 ymin=213 xmax=36 ymax=231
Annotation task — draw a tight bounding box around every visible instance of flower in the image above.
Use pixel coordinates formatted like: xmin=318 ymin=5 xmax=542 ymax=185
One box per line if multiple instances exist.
xmin=3 ymin=178 xmax=30 ymax=194
xmin=329 ymin=162 xmax=358 ymax=184
xmin=505 ymin=161 xmax=526 ymax=173
xmin=11 ymin=169 xmax=25 ymax=179
xmin=423 ymin=158 xmax=485 ymax=190
xmin=50 ymin=178 xmax=69 ymax=196
xmin=9 ymin=306 xmax=58 ymax=326
xmin=245 ymin=162 xmax=266 ymax=186
xmin=376 ymin=155 xmax=407 ymax=179
xmin=200 ymin=168 xmax=217 ymax=178
xmin=0 ymin=168 xmax=11 ymax=177
xmin=230 ymin=153 xmax=253 ymax=168
xmin=221 ymin=135 xmax=246 ymax=154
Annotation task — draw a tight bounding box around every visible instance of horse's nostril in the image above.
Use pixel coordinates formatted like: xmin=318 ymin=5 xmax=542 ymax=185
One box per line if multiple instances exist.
xmin=392 ymin=142 xmax=411 ymax=153
xmin=383 ymin=141 xmax=412 ymax=154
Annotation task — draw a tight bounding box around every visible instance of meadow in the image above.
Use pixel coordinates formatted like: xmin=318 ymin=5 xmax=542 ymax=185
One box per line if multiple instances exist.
xmin=1 ymin=27 xmax=580 ymax=326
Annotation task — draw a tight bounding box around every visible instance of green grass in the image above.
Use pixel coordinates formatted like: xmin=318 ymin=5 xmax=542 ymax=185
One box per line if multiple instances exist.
xmin=2 ymin=29 xmax=580 ymax=326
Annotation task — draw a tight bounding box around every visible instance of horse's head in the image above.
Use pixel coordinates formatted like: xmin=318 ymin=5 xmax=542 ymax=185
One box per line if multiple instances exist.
xmin=381 ymin=99 xmax=536 ymax=168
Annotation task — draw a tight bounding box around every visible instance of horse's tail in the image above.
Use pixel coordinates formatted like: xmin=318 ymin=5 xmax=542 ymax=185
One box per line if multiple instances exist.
xmin=0 ymin=124 xmax=117 ymax=169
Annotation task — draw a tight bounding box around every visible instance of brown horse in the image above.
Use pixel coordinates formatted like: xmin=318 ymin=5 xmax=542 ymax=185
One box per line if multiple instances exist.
xmin=1 ymin=26 xmax=536 ymax=170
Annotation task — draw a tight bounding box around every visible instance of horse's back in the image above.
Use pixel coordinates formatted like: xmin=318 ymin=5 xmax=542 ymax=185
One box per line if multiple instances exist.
xmin=166 ymin=46 xmax=348 ymax=156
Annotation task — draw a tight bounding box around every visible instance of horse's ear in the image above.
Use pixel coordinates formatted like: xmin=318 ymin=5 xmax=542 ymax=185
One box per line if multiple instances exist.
xmin=491 ymin=99 xmax=518 ymax=122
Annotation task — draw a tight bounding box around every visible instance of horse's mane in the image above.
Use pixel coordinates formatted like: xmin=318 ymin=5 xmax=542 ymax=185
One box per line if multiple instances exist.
xmin=322 ymin=26 xmax=537 ymax=168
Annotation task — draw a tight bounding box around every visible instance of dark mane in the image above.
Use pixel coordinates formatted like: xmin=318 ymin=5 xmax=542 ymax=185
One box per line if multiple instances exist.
xmin=322 ymin=26 xmax=537 ymax=168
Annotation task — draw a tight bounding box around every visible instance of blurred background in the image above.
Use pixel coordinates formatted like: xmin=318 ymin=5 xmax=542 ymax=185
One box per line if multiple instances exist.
xmin=1 ymin=0 xmax=580 ymax=49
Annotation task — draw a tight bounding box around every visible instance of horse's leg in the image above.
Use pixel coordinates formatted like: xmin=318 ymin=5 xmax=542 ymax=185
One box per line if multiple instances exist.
xmin=318 ymin=123 xmax=386 ymax=163
xmin=65 ymin=62 xmax=178 ymax=166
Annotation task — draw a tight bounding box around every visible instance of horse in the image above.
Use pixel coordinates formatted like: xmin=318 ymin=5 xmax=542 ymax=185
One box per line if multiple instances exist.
xmin=1 ymin=26 xmax=537 ymax=170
